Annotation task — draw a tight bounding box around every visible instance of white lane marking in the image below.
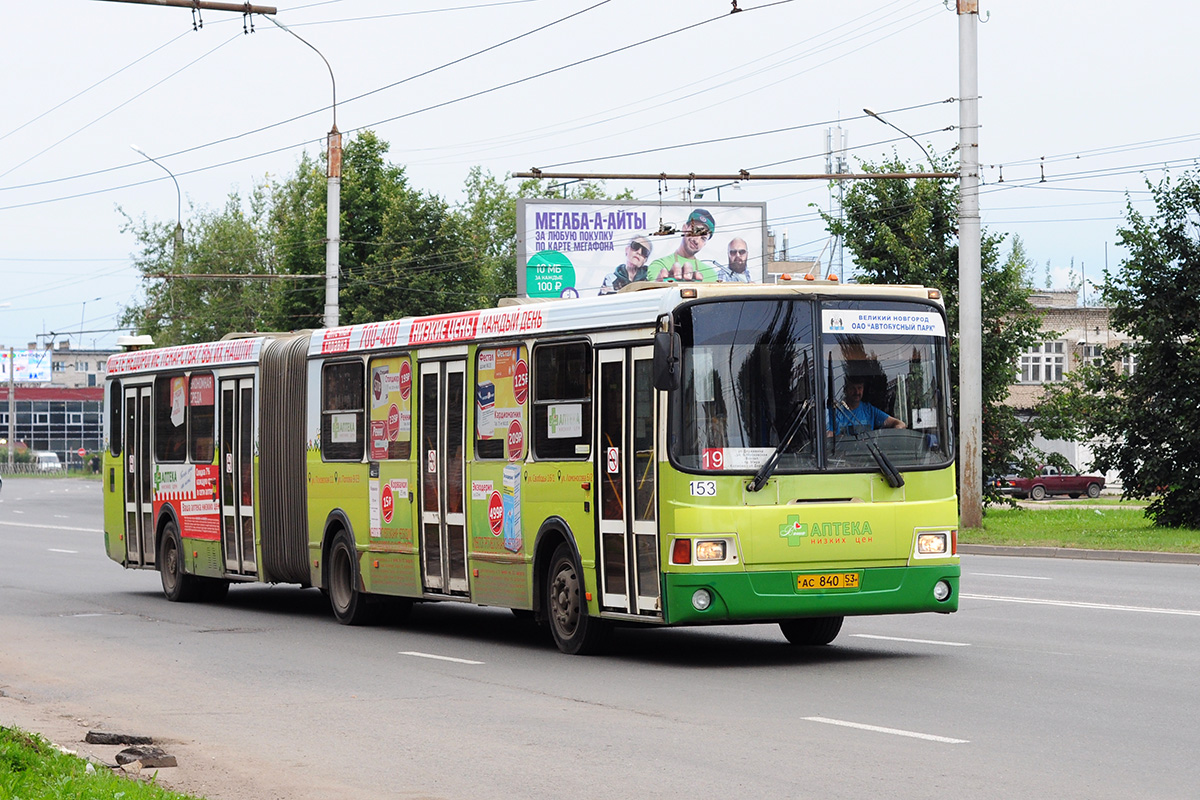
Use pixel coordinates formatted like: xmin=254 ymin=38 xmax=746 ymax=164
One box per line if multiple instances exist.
xmin=851 ymin=634 xmax=970 ymax=647
xmin=970 ymin=572 xmax=1051 ymax=580
xmin=0 ymin=521 xmax=102 ymax=533
xmin=48 ymin=548 xmax=79 ymax=554
xmin=400 ymin=651 xmax=484 ymax=665
xmin=963 ymin=593 xmax=1200 ymax=617
xmin=803 ymin=716 xmax=968 ymax=744
xmin=53 ymin=515 xmax=70 ymax=519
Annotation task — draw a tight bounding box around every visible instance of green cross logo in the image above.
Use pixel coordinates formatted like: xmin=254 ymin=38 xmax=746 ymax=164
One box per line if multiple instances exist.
xmin=779 ymin=515 xmax=807 ymax=546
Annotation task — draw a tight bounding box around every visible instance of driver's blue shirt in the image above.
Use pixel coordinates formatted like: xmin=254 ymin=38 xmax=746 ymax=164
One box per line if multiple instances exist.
xmin=829 ymin=402 xmax=890 ymax=435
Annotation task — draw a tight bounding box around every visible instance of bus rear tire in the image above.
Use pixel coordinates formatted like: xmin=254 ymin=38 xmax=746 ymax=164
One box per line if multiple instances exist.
xmin=328 ymin=529 xmax=375 ymax=626
xmin=779 ymin=616 xmax=844 ymax=646
xmin=547 ymin=543 xmax=609 ymax=655
xmin=159 ymin=520 xmax=200 ymax=603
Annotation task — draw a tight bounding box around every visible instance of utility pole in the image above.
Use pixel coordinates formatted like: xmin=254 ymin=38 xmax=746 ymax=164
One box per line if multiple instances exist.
xmin=958 ymin=0 xmax=983 ymax=528
xmin=6 ymin=349 xmax=14 ymax=470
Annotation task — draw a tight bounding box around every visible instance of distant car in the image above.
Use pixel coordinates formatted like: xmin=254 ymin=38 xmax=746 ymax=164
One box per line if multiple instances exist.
xmin=34 ymin=451 xmax=63 ymax=472
xmin=1008 ymin=464 xmax=1104 ymax=500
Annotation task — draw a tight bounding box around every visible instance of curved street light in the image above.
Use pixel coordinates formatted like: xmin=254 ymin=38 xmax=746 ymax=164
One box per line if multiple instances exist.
xmin=863 ymin=108 xmax=936 ymax=168
xmin=130 ymin=144 xmax=184 ymax=257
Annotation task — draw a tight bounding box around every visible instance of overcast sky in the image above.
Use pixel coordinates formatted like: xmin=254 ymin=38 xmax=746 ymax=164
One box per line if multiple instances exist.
xmin=2 ymin=0 xmax=1195 ymax=350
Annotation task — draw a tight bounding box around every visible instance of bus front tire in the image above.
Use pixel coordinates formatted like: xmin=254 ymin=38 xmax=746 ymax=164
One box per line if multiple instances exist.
xmin=547 ymin=543 xmax=609 ymax=655
xmin=328 ymin=530 xmax=375 ymax=626
xmin=159 ymin=520 xmax=200 ymax=603
xmin=779 ymin=616 xmax=844 ymax=646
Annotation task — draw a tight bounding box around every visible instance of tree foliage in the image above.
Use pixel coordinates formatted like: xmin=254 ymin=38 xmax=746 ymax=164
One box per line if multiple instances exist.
xmin=119 ymin=189 xmax=275 ymax=345
xmin=822 ymin=155 xmax=1042 ymax=493
xmin=121 ymin=131 xmax=632 ymax=347
xmin=1044 ymin=171 xmax=1200 ymax=527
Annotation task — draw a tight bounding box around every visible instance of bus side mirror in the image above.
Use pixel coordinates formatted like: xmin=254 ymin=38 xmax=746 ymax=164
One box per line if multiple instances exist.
xmin=653 ymin=330 xmax=680 ymax=391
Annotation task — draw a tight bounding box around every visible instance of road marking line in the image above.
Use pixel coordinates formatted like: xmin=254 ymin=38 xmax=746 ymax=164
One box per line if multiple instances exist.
xmin=970 ymin=572 xmax=1051 ymax=580
xmin=48 ymin=548 xmax=78 ymax=554
xmin=803 ymin=716 xmax=968 ymax=744
xmin=400 ymin=651 xmax=484 ymax=665
xmin=963 ymin=593 xmax=1200 ymax=616
xmin=851 ymin=634 xmax=970 ymax=647
xmin=0 ymin=521 xmax=102 ymax=533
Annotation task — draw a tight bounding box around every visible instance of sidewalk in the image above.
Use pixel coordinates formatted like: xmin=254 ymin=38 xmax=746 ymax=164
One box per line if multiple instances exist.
xmin=959 ymin=543 xmax=1200 ymax=565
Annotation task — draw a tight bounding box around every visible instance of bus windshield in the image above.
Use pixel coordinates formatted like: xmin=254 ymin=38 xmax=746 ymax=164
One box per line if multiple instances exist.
xmin=671 ymin=298 xmax=953 ymax=475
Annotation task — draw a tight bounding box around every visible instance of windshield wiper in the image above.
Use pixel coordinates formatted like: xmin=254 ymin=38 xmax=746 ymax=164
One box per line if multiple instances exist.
xmin=747 ymin=397 xmax=813 ymax=493
xmin=832 ymin=401 xmax=905 ymax=488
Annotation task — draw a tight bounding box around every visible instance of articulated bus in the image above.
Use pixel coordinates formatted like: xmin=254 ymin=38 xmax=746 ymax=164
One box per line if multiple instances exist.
xmin=101 ymin=281 xmax=959 ymax=654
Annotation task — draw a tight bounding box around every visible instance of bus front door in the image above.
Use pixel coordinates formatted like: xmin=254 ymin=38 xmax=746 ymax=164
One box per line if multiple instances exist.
xmin=220 ymin=377 xmax=256 ymax=576
xmin=418 ymin=359 xmax=468 ymax=595
xmin=123 ymin=384 xmax=153 ymax=567
xmin=596 ymin=346 xmax=660 ymax=616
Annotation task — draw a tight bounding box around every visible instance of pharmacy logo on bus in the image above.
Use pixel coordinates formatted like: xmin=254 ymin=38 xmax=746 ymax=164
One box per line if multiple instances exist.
xmin=779 ymin=515 xmax=808 ymax=547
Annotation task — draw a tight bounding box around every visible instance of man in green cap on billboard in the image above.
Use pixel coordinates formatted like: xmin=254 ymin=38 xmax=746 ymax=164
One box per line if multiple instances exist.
xmin=651 ymin=208 xmax=716 ymax=283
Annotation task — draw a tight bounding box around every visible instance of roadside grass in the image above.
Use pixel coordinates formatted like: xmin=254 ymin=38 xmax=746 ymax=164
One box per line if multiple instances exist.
xmin=0 ymin=727 xmax=202 ymax=800
xmin=966 ymin=505 xmax=1200 ymax=553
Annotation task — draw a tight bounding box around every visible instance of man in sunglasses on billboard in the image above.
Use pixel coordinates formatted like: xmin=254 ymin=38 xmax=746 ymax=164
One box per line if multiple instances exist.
xmin=599 ymin=234 xmax=654 ymax=294
xmin=651 ymin=208 xmax=716 ymax=283
xmin=717 ymin=237 xmax=755 ymax=283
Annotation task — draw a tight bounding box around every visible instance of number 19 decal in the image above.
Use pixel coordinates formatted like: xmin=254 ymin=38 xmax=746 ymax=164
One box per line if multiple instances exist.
xmin=689 ymin=480 xmax=717 ymax=497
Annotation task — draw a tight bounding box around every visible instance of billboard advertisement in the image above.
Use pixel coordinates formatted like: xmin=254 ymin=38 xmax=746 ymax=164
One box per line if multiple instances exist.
xmin=517 ymin=199 xmax=768 ymax=298
xmin=0 ymin=349 xmax=51 ymax=383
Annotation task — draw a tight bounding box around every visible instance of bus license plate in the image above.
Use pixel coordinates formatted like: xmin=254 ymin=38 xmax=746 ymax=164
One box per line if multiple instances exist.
xmin=796 ymin=572 xmax=860 ymax=591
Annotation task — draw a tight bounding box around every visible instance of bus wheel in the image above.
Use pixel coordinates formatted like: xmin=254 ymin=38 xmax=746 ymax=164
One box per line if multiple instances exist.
xmin=779 ymin=616 xmax=844 ymax=646
xmin=547 ymin=542 xmax=609 ymax=655
xmin=159 ymin=520 xmax=200 ymax=603
xmin=328 ymin=530 xmax=375 ymax=626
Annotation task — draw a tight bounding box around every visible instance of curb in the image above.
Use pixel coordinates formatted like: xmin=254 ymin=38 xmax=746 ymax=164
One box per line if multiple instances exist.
xmin=959 ymin=544 xmax=1200 ymax=565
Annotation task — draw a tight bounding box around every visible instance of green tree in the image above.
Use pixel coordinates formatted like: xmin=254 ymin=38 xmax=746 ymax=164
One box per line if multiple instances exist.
xmin=119 ymin=188 xmax=276 ymax=347
xmin=1045 ymin=171 xmax=1200 ymax=527
xmin=822 ymin=156 xmax=1042 ymax=494
xmin=269 ymin=130 xmax=483 ymax=328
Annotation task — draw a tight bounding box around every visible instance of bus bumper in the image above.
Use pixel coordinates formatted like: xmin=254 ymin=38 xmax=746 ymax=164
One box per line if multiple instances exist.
xmin=662 ymin=564 xmax=960 ymax=625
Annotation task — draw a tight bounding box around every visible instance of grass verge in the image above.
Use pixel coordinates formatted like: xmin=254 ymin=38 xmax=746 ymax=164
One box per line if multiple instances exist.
xmin=966 ymin=505 xmax=1200 ymax=553
xmin=0 ymin=726 xmax=202 ymax=800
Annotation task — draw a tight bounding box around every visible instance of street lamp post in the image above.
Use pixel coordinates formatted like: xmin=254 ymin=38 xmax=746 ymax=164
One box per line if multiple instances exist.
xmin=130 ymin=145 xmax=183 ymax=258
xmin=268 ymin=18 xmax=340 ymax=328
xmin=80 ymin=296 xmax=101 ymax=349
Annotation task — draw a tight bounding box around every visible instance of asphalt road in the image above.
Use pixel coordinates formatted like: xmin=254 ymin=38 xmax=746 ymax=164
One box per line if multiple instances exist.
xmin=1 ymin=477 xmax=1198 ymax=799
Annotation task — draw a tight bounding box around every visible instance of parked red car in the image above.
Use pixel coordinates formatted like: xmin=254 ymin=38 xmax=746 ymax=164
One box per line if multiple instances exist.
xmin=1003 ymin=465 xmax=1105 ymax=500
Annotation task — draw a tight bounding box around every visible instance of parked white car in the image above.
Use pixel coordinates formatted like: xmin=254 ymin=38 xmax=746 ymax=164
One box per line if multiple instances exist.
xmin=34 ymin=451 xmax=63 ymax=472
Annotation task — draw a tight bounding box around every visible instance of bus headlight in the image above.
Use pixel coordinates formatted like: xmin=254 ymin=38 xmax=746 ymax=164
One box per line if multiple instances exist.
xmin=692 ymin=589 xmax=713 ymax=611
xmin=917 ymin=532 xmax=948 ymax=555
xmin=695 ymin=540 xmax=726 ymax=561
xmin=933 ymin=580 xmax=952 ymax=602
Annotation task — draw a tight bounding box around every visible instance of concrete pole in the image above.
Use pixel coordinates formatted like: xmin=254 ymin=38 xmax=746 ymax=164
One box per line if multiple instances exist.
xmin=958 ymin=1 xmax=982 ymax=528
xmin=324 ymin=126 xmax=342 ymax=329
xmin=7 ymin=349 xmax=15 ymax=469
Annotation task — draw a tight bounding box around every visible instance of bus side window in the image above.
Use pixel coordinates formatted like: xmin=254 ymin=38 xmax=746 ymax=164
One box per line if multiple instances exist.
xmin=322 ymin=360 xmax=365 ymax=461
xmin=532 ymin=342 xmax=592 ymax=461
xmin=188 ymin=372 xmax=216 ymax=463
xmin=108 ymin=379 xmax=122 ymax=456
xmin=153 ymin=374 xmax=187 ymax=463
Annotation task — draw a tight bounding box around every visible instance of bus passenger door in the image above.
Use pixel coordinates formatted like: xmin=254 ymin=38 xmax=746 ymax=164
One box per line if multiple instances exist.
xmin=597 ymin=346 xmax=660 ymax=616
xmin=123 ymin=385 xmax=153 ymax=566
xmin=419 ymin=360 xmax=468 ymax=595
xmin=220 ymin=377 xmax=256 ymax=576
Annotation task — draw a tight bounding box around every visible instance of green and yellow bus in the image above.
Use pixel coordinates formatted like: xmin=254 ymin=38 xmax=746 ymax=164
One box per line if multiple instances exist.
xmin=102 ymin=281 xmax=959 ymax=654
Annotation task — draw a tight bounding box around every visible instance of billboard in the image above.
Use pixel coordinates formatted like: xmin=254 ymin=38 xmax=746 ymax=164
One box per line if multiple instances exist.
xmin=0 ymin=349 xmax=51 ymax=383
xmin=517 ymin=199 xmax=768 ymax=298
